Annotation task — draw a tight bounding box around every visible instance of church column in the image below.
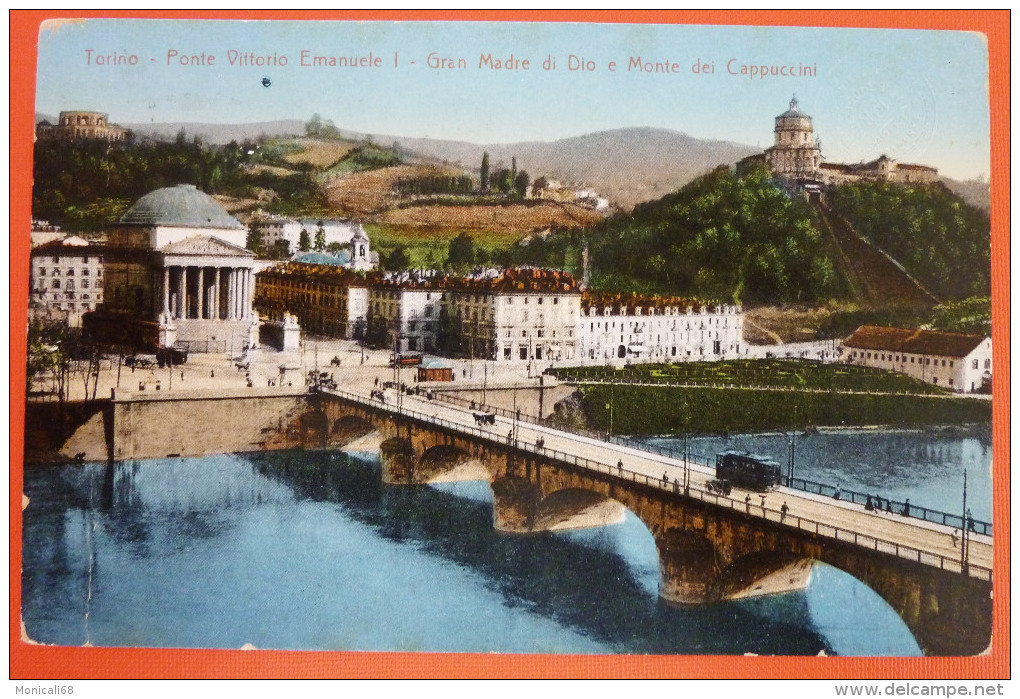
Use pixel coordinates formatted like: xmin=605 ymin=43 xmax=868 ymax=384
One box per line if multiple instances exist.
xmin=177 ymin=266 xmax=187 ymax=319
xmin=243 ymin=268 xmax=252 ymax=319
xmin=228 ymin=269 xmax=237 ymax=320
xmin=197 ymin=267 xmax=205 ymax=320
xmin=162 ymin=267 xmax=170 ymax=318
xmin=212 ymin=269 xmax=220 ymax=320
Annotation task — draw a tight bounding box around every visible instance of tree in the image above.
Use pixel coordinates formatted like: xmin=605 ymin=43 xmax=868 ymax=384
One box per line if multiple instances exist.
xmin=314 ymin=221 xmax=326 ymax=251
xmin=514 ymin=170 xmax=530 ymax=198
xmin=480 ymin=151 xmax=490 ymax=193
xmin=271 ymin=239 xmax=291 ymax=259
xmin=298 ymin=228 xmax=311 ymax=252
xmin=246 ymin=219 xmax=265 ymax=257
xmin=326 ymin=241 xmax=344 ymax=256
xmin=447 ymin=232 xmax=476 ymax=271
xmin=305 ymin=113 xmax=323 ymax=137
xmin=386 ymin=246 xmax=411 ymax=270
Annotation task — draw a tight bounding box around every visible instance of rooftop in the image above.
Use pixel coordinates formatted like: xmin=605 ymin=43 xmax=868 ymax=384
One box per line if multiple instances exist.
xmin=844 ymin=325 xmax=987 ymax=358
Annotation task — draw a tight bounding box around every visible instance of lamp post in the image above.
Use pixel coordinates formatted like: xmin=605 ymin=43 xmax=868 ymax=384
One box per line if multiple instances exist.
xmin=961 ymin=468 xmax=969 ymax=574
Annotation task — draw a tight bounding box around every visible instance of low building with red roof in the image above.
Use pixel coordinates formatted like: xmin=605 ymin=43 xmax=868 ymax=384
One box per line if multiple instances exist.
xmin=844 ymin=325 xmax=992 ymax=393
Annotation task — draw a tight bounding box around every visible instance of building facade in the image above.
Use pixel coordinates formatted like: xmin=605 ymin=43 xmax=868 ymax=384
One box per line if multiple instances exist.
xmin=843 ymin=325 xmax=992 ymax=393
xmin=29 ymin=236 xmax=106 ymax=327
xmin=577 ymin=292 xmax=743 ymax=365
xmin=254 ymin=262 xmax=369 ymax=339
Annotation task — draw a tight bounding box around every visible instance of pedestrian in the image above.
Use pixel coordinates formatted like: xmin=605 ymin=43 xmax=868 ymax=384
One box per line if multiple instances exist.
xmin=780 ymin=501 xmax=789 ymax=522
xmin=966 ymin=509 xmax=975 ymax=532
xmin=181 ymin=371 xmax=185 ymax=382
xmin=507 ymin=430 xmax=513 ymax=444
xmin=745 ymin=494 xmax=752 ymax=513
xmin=865 ymin=495 xmax=874 ymax=511
xmin=210 ymin=369 xmax=215 ymax=378
xmin=662 ymin=471 xmax=669 ymax=485
xmin=951 ymin=530 xmax=959 ymax=548
xmin=673 ymin=478 xmax=680 ymax=494
xmin=902 ymin=499 xmax=911 ymax=517
xmin=617 ymin=460 xmax=623 ymax=476
xmin=759 ymin=494 xmax=767 ymax=515
xmin=833 ymin=482 xmax=841 ymax=500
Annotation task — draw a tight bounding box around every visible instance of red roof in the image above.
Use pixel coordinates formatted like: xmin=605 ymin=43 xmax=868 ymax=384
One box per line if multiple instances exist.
xmin=844 ymin=325 xmax=987 ymax=358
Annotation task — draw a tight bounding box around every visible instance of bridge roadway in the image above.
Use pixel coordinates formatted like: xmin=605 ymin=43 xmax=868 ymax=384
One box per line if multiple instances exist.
xmin=338 ymin=385 xmax=993 ymax=579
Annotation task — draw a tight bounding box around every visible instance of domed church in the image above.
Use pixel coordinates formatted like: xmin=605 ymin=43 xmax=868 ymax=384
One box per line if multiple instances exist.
xmin=86 ymin=184 xmax=258 ymax=353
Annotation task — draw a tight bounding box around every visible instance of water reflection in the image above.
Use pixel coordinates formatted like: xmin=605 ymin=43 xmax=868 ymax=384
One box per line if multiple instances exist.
xmin=21 ymin=451 xmax=922 ymax=655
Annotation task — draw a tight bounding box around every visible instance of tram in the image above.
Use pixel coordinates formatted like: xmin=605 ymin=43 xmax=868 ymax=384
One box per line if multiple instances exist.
xmin=715 ymin=450 xmax=782 ymax=492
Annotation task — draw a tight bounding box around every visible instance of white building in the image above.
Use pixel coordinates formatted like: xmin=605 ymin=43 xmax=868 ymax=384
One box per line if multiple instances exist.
xmin=843 ymin=325 xmax=992 ymax=393
xmin=368 ymin=271 xmax=444 ymax=354
xmin=29 ymin=235 xmax=106 ymax=327
xmin=254 ymin=213 xmax=377 ymax=269
xmin=577 ymin=292 xmax=743 ymax=365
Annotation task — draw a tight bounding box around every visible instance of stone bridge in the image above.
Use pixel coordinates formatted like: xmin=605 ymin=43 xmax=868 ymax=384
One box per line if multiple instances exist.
xmin=297 ymin=390 xmax=992 ymax=656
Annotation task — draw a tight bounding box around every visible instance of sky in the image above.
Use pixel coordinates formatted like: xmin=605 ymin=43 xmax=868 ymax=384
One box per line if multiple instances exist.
xmin=35 ymin=18 xmax=992 ymax=180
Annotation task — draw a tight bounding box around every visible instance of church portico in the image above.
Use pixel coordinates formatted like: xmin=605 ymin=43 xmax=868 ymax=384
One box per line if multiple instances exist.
xmin=87 ymin=184 xmax=260 ymax=352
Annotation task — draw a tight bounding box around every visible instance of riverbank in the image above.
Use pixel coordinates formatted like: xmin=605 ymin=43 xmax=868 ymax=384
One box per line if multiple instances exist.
xmin=568 ymin=385 xmax=993 ymax=436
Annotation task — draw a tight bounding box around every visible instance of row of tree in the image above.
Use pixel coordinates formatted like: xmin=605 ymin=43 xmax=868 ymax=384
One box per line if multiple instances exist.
xmin=826 ymin=181 xmax=991 ymax=300
xmin=480 ymin=152 xmax=530 ymax=198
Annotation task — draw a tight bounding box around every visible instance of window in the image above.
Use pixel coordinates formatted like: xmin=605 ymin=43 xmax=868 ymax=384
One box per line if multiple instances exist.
xmin=82 ymin=280 xmax=89 ymax=289
xmin=39 ymin=268 xmax=46 ymax=276
xmin=985 ymin=359 xmax=991 ymax=370
xmin=520 ymin=347 xmax=527 ymax=360
xmin=538 ymin=297 xmax=543 ymax=305
xmin=52 ymin=280 xmax=60 ymax=289
xmin=82 ymin=269 xmax=89 ymax=276
xmin=972 ymin=359 xmax=979 ymax=369
xmin=553 ymin=298 xmax=559 ymax=305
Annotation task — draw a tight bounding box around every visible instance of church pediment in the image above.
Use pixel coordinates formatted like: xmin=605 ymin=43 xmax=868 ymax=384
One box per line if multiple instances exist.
xmin=159 ymin=236 xmax=254 ymax=257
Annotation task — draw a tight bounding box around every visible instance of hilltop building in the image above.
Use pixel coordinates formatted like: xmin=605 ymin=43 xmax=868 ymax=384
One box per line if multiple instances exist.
xmin=843 ymin=325 xmax=991 ymax=393
xmin=36 ymin=111 xmax=129 ymax=142
xmin=85 ymin=184 xmax=258 ymax=352
xmin=738 ymin=96 xmax=939 ymax=187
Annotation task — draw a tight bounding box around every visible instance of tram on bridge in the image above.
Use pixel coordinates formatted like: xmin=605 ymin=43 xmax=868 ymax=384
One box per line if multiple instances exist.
xmin=715 ymin=450 xmax=783 ymax=492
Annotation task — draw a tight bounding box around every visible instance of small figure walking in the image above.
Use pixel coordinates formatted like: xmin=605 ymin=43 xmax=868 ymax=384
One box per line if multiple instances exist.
xmin=759 ymin=494 xmax=767 ymax=515
xmin=966 ymin=509 xmax=975 ymax=532
xmin=902 ymin=499 xmax=911 ymax=517
xmin=662 ymin=471 xmax=669 ymax=486
xmin=210 ymin=369 xmax=215 ymax=378
xmin=833 ymin=482 xmax=841 ymax=500
xmin=951 ymin=530 xmax=959 ymax=548
xmin=864 ymin=495 xmax=874 ymax=511
xmin=780 ymin=501 xmax=789 ymax=523
xmin=617 ymin=460 xmax=624 ymax=476
xmin=745 ymin=494 xmax=752 ymax=514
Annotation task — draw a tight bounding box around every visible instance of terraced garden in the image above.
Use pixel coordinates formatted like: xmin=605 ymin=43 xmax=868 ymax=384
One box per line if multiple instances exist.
xmin=550 ymin=359 xmax=950 ymax=395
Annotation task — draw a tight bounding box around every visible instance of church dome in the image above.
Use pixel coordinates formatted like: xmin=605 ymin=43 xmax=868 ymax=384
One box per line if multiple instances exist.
xmin=119 ymin=184 xmax=244 ymax=229
xmin=778 ymin=96 xmax=809 ymax=119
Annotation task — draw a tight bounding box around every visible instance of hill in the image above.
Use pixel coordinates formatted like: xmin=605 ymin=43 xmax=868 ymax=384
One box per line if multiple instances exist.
xmin=389 ymin=127 xmax=759 ymax=211
xmin=108 ymin=119 xmax=761 ymax=211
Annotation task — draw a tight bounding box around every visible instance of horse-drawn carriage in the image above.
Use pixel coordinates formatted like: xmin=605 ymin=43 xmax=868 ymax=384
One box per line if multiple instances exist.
xmin=473 ymin=412 xmax=496 ymax=426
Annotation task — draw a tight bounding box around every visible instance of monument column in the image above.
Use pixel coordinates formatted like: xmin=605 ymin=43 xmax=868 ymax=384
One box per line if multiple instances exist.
xmin=227 ymin=269 xmax=236 ymax=320
xmin=177 ymin=266 xmax=187 ymax=319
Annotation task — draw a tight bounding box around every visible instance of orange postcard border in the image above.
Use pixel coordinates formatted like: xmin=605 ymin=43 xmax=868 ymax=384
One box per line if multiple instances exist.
xmin=9 ymin=9 xmax=1010 ymax=680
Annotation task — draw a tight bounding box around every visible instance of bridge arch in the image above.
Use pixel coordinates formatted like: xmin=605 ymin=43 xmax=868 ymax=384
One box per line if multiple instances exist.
xmin=418 ymin=444 xmax=492 ymax=484
xmin=533 ymin=487 xmax=627 ymax=532
xmin=297 ymin=410 xmax=329 ymax=449
xmin=329 ymin=415 xmax=377 ymax=447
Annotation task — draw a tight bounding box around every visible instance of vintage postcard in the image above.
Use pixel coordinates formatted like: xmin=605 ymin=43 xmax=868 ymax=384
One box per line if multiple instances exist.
xmin=11 ymin=11 xmax=1008 ymax=681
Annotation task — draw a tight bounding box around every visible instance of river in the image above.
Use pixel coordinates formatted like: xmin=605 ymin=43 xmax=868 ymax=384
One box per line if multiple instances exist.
xmin=20 ymin=427 xmax=989 ymax=656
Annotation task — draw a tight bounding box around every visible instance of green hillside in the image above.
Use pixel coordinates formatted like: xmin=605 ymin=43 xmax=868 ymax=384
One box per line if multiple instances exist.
xmin=826 ymin=181 xmax=991 ymax=300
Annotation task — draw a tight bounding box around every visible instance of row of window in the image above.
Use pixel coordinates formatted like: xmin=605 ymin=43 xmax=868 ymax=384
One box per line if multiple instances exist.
xmin=46 ymin=256 xmax=103 ymax=264
xmin=38 ymin=267 xmax=102 ymax=277
xmin=853 ymin=350 xmax=990 ymax=371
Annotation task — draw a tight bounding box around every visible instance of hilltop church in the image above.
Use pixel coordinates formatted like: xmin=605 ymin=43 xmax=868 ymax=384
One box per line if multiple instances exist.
xmin=738 ymin=96 xmax=939 ymax=187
